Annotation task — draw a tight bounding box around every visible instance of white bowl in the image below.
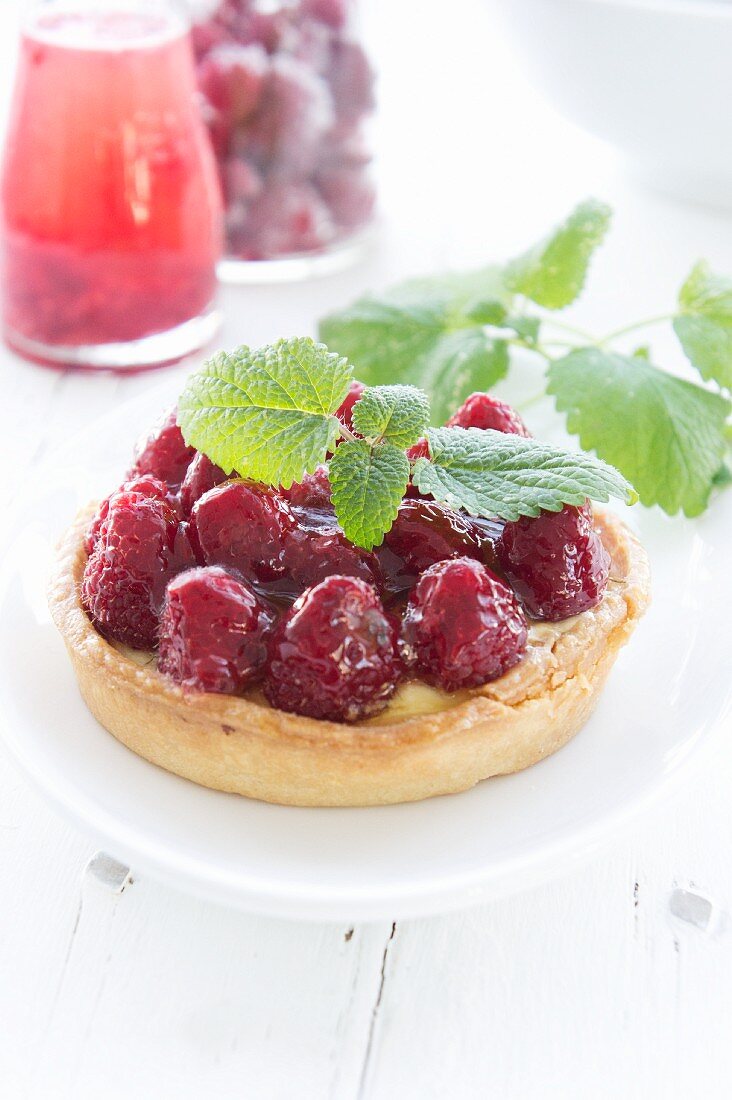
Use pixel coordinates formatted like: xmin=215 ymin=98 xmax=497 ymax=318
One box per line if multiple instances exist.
xmin=490 ymin=0 xmax=732 ymax=208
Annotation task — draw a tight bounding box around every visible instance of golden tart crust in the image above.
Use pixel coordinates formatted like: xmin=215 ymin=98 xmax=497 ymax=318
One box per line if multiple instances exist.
xmin=48 ymin=505 xmax=650 ymax=807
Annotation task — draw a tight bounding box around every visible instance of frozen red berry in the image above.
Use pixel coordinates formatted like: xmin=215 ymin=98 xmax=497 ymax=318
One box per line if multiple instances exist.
xmin=282 ymin=464 xmax=332 ymax=509
xmin=237 ymin=8 xmax=290 ymax=53
xmin=300 ymin=0 xmax=348 ymax=30
xmin=328 ymin=40 xmax=375 ymax=123
xmin=264 ymin=575 xmax=400 ymax=721
xmin=179 ymin=453 xmax=228 ymax=516
xmin=316 ymin=165 xmax=375 ymax=231
xmin=446 ymin=393 xmax=530 ymax=437
xmin=264 ymin=55 xmax=335 ymax=176
xmin=497 ymin=502 xmax=610 ymax=621
xmin=82 ymin=492 xmax=195 ymax=649
xmin=400 ymin=557 xmax=528 ymax=691
xmin=197 ymin=44 xmax=268 ymax=124
xmin=235 ymin=179 xmax=334 ymax=259
xmin=129 ymin=407 xmax=196 ymax=490
xmin=378 ymin=499 xmax=483 ymax=595
xmin=85 ymin=475 xmax=169 ymax=555
xmin=158 ymin=567 xmax=275 ymax=693
xmin=190 ymin=480 xmax=295 ymax=581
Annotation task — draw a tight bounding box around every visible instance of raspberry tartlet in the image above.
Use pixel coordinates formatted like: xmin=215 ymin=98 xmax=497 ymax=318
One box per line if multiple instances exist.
xmin=49 ymin=385 xmax=650 ymax=807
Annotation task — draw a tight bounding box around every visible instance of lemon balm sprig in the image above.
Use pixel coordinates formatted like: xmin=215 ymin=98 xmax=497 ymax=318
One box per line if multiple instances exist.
xmin=177 ymin=336 xmax=635 ymax=551
xmin=320 ymin=201 xmax=732 ymax=518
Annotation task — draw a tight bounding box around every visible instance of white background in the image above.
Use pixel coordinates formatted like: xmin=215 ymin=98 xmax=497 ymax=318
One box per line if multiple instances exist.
xmin=2 ymin=0 xmax=732 ymax=1096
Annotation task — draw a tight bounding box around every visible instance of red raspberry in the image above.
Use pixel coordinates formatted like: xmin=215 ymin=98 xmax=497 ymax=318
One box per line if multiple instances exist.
xmin=190 ymin=480 xmax=295 ymax=582
xmin=282 ymin=464 xmax=332 ymax=509
xmin=404 ymin=437 xmax=432 ymax=499
xmin=179 ymin=453 xmax=228 ymax=516
xmin=378 ymin=499 xmax=483 ymax=596
xmin=82 ymin=492 xmax=195 ymax=649
xmin=406 ymin=438 xmax=430 ymax=462
xmin=464 ymin=515 xmax=505 ymax=575
xmin=158 ymin=567 xmax=275 ymax=694
xmin=85 ymin=475 xmax=169 ymax=555
xmin=400 ymin=557 xmax=528 ymax=691
xmin=335 ymin=380 xmax=365 ymax=433
xmin=129 ymin=407 xmax=196 ymax=490
xmin=446 ymin=394 xmax=530 ymax=437
xmin=264 ymin=575 xmax=400 ymax=721
xmin=497 ymin=502 xmax=610 ymax=621
xmin=285 ymin=508 xmax=382 ymax=593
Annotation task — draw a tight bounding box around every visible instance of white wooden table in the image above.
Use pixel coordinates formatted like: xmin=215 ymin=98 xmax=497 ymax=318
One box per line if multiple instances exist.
xmin=2 ymin=1 xmax=732 ymax=1096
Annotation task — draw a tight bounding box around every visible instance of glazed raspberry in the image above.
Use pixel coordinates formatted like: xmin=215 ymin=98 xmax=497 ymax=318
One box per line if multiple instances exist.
xmin=85 ymin=475 xmax=169 ymax=555
xmin=179 ymin=453 xmax=228 ymax=516
xmin=497 ymin=502 xmax=610 ymax=621
xmin=264 ymin=575 xmax=400 ymax=721
xmin=464 ymin=515 xmax=505 ymax=575
xmin=446 ymin=394 xmax=530 ymax=437
xmin=82 ymin=492 xmax=195 ymax=649
xmin=190 ymin=480 xmax=295 ymax=581
xmin=129 ymin=407 xmax=196 ymax=490
xmin=335 ymin=380 xmax=365 ymax=433
xmin=378 ymin=499 xmax=483 ymax=595
xmin=285 ymin=509 xmax=381 ymax=593
xmin=283 ymin=464 xmax=333 ymax=509
xmin=158 ymin=567 xmax=275 ymax=694
xmin=400 ymin=558 xmax=528 ymax=691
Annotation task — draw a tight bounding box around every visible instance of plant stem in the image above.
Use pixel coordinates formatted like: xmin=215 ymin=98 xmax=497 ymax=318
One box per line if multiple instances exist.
xmin=337 ymin=422 xmax=360 ymax=444
xmin=599 ymin=313 xmax=675 ymax=345
xmin=514 ymin=389 xmax=548 ymax=413
xmin=540 ymin=317 xmax=596 ymax=342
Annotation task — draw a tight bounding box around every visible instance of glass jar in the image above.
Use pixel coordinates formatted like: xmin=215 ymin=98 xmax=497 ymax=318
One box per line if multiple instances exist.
xmin=191 ymin=0 xmax=376 ymax=280
xmin=1 ymin=0 xmax=223 ymax=369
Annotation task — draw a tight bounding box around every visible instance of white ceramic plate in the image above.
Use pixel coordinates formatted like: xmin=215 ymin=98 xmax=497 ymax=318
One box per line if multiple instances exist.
xmin=1 ymin=381 xmax=730 ymax=921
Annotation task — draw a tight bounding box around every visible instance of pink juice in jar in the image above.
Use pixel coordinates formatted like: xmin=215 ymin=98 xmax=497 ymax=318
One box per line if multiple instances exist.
xmin=0 ymin=5 xmax=223 ymax=368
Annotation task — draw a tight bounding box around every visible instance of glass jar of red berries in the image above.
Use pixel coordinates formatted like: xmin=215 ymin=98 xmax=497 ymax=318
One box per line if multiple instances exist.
xmin=191 ymin=0 xmax=376 ymax=278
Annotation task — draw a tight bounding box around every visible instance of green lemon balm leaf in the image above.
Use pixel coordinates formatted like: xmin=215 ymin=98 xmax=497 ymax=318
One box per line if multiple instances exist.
xmin=674 ymin=260 xmax=732 ymax=390
xmin=178 ymin=337 xmax=352 ymax=488
xmin=548 ymin=347 xmax=731 ymax=517
xmin=351 ymin=385 xmax=431 ymax=447
xmin=505 ymin=198 xmax=612 ymax=310
xmin=413 ymin=428 xmax=634 ymax=522
xmin=319 ymin=266 xmax=511 ymax=424
xmin=329 ymin=441 xmax=410 ymax=550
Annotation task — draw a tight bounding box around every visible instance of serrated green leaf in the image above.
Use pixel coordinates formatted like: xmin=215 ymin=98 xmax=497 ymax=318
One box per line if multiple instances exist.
xmin=505 ymin=198 xmax=611 ymax=309
xmin=351 ymin=385 xmax=431 ymax=447
xmin=329 ymin=441 xmax=410 ymax=549
xmin=319 ymin=266 xmax=512 ymax=425
xmin=463 ymin=299 xmax=508 ymax=326
xmin=674 ymin=260 xmax=732 ymax=390
xmin=505 ymin=314 xmax=541 ymax=346
xmin=415 ymin=330 xmax=509 ymax=424
xmin=413 ymin=427 xmax=634 ymax=522
xmin=547 ymin=347 xmax=731 ymax=517
xmin=178 ymin=337 xmax=351 ymax=487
